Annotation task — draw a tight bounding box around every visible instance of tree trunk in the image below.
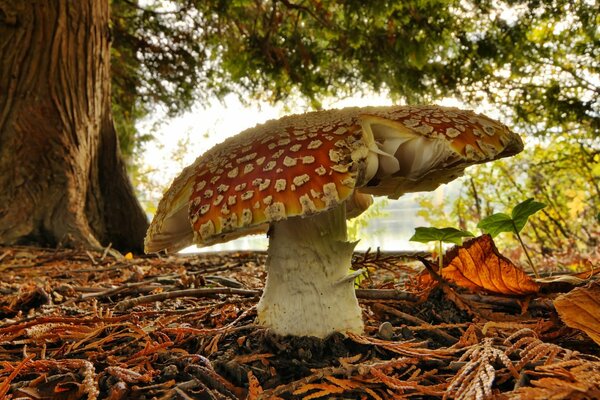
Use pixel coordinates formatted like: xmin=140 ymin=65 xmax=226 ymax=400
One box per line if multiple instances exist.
xmin=0 ymin=0 xmax=148 ymax=252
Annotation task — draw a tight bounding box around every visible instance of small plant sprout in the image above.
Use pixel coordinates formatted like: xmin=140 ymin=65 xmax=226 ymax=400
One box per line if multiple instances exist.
xmin=477 ymin=198 xmax=546 ymax=278
xmin=410 ymin=227 xmax=474 ymax=269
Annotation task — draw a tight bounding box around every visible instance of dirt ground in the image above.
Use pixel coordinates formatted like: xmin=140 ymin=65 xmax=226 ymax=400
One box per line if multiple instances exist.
xmin=0 ymin=244 xmax=598 ymax=399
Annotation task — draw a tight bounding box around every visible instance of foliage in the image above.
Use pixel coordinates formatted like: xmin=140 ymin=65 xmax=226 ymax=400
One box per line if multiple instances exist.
xmin=478 ymin=198 xmax=546 ymax=238
xmin=109 ymin=1 xmax=598 ymax=156
xmin=419 ymin=135 xmax=599 ymax=263
xmin=410 ymin=227 xmax=474 ymax=246
xmin=410 ymin=226 xmax=473 ymax=268
xmin=477 ymin=198 xmax=546 ymax=277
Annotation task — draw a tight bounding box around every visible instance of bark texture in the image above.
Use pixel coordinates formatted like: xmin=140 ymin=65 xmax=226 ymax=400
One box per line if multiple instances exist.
xmin=0 ymin=0 xmax=147 ymax=252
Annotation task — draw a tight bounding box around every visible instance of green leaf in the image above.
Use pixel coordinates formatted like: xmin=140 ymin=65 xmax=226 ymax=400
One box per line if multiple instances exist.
xmin=477 ymin=213 xmax=515 ymax=237
xmin=511 ymin=198 xmax=546 ymax=232
xmin=409 ymin=227 xmax=474 ymax=246
xmin=477 ymin=199 xmax=547 ymax=237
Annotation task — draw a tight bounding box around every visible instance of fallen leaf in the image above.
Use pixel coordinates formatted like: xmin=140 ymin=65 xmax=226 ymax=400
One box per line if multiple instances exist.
xmin=554 ymin=283 xmax=600 ymax=345
xmin=441 ymin=235 xmax=540 ymax=295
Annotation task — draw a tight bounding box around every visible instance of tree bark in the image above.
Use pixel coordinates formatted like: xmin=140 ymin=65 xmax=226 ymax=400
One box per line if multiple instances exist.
xmin=0 ymin=0 xmax=148 ymax=252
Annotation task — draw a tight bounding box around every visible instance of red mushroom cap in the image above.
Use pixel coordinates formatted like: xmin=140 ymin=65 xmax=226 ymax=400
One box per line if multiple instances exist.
xmin=145 ymin=105 xmax=523 ymax=253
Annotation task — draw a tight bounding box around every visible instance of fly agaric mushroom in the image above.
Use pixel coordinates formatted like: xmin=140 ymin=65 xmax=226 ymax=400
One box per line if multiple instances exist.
xmin=145 ymin=105 xmax=523 ymax=338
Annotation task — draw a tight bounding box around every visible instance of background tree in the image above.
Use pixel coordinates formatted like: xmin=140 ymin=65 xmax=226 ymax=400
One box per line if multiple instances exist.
xmin=1 ymin=0 xmax=597 ymax=252
xmin=0 ymin=1 xmax=147 ymax=252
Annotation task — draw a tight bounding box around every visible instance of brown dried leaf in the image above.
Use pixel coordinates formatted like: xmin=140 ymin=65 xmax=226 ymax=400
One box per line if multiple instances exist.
xmin=503 ymin=329 xmax=579 ymax=370
xmin=444 ymin=338 xmax=518 ymax=400
xmin=554 ymin=283 xmax=600 ymax=345
xmin=441 ymin=235 xmax=540 ymax=295
xmin=504 ymin=360 xmax=600 ymax=400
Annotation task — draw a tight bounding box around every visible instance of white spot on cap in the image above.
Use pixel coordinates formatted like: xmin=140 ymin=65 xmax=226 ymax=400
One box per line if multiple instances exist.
xmin=308 ymin=140 xmax=323 ymax=149
xmin=333 ymin=163 xmax=351 ymax=173
xmin=217 ymin=184 xmax=230 ymax=193
xmin=221 ymin=213 xmax=238 ymax=231
xmin=283 ymin=156 xmax=297 ymax=167
xmin=278 ymin=138 xmax=291 ymax=146
xmin=259 ymin=179 xmax=271 ymax=191
xmin=446 ymin=127 xmax=461 ymax=138
xmin=414 ymin=124 xmax=434 ymax=134
xmin=235 ymin=183 xmax=247 ymax=192
xmin=243 ymin=164 xmax=254 ymax=174
xmin=272 ymin=149 xmax=284 ymax=159
xmin=477 ymin=140 xmax=499 ymax=158
xmin=241 ymin=208 xmax=253 ymax=225
xmin=322 ymin=183 xmax=340 ymax=206
xmin=263 ymin=195 xmax=273 ymax=205
xmin=464 ymin=144 xmax=481 ymax=159
xmin=293 ymin=174 xmax=310 ymax=187
xmin=227 ymin=167 xmax=239 ymax=178
xmin=213 ymin=195 xmax=224 ymax=206
xmin=404 ymin=119 xmax=420 ymax=128
xmin=210 ymin=175 xmax=221 ymax=184
xmin=299 ymin=194 xmax=317 ymax=213
xmin=264 ymin=202 xmax=286 ymax=221
xmin=275 ymin=179 xmax=287 ymax=192
xmin=228 ymin=195 xmax=237 ymax=206
xmin=483 ymin=125 xmax=496 ymax=136
xmin=204 ymin=189 xmax=214 ymax=198
xmin=290 ymin=144 xmax=302 ymax=152
xmin=334 ymin=126 xmax=347 ymax=135
xmin=329 ymin=149 xmax=341 ymax=162
xmin=200 ymin=204 xmax=210 ymax=215
xmin=302 ymin=156 xmax=315 ymax=164
xmin=256 ymin=156 xmax=266 ymax=165
xmin=195 ymin=181 xmax=206 ymax=191
xmin=221 ymin=204 xmax=230 ymax=215
xmin=236 ymin=152 xmax=257 ymax=164
xmin=263 ymin=161 xmax=277 ymax=171
xmin=200 ymin=221 xmax=215 ymax=239
xmin=267 ymin=143 xmax=276 ymax=150
xmin=315 ymin=166 xmax=327 ymax=176
xmin=241 ymin=190 xmax=254 ymax=200
xmin=341 ymin=177 xmax=354 ymax=187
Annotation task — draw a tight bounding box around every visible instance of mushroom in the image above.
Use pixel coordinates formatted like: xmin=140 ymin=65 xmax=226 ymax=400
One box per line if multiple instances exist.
xmin=145 ymin=105 xmax=523 ymax=338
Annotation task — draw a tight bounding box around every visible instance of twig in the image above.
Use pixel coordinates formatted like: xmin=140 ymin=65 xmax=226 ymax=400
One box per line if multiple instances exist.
xmin=355 ymin=289 xmax=419 ymax=302
xmin=100 ymin=243 xmax=113 ymax=261
xmin=114 ymin=288 xmax=261 ymax=311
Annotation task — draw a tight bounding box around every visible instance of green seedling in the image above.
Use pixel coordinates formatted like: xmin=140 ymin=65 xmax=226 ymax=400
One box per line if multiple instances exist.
xmin=410 ymin=227 xmax=474 ymax=270
xmin=477 ymin=198 xmax=546 ymax=278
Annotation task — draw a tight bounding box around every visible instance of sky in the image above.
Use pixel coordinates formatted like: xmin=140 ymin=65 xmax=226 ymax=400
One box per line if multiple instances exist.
xmin=138 ymin=92 xmax=466 ymax=253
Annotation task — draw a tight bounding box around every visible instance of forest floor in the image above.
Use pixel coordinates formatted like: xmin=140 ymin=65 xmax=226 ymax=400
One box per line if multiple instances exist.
xmin=0 ymin=239 xmax=598 ymax=399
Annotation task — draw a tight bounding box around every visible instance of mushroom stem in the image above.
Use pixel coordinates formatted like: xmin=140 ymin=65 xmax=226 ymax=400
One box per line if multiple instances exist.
xmin=256 ymin=204 xmax=364 ymax=338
